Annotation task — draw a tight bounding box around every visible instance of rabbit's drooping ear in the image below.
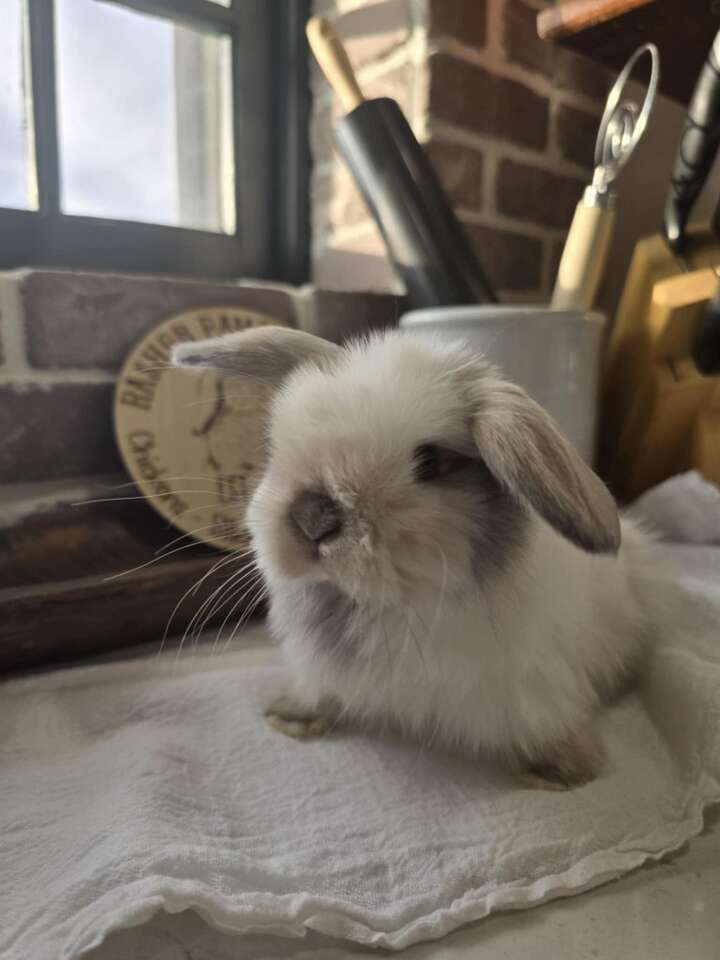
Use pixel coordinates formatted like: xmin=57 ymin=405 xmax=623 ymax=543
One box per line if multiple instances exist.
xmin=471 ymin=378 xmax=620 ymax=554
xmin=172 ymin=326 xmax=341 ymax=386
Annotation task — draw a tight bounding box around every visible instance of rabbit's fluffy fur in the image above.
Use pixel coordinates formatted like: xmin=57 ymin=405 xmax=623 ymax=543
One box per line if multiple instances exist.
xmin=174 ymin=328 xmax=665 ymax=787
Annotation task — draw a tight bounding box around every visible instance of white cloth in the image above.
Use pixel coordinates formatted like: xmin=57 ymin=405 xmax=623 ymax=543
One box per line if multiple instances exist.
xmin=2 ymin=476 xmax=720 ymax=960
xmin=626 ymin=470 xmax=720 ymax=544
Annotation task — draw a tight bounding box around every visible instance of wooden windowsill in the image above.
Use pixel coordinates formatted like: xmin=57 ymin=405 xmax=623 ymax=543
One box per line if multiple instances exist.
xmin=0 ymin=496 xmax=263 ymax=675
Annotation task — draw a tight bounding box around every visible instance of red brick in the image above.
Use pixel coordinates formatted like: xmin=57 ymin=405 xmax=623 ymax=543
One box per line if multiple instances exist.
xmin=503 ymin=0 xmax=551 ymax=75
xmin=429 ymin=0 xmax=488 ymax=48
xmin=312 ymin=289 xmax=405 ymax=341
xmin=556 ymin=102 xmax=600 ymax=169
xmin=0 ymin=384 xmax=122 ymax=483
xmin=21 ymin=272 xmax=297 ymax=370
xmin=425 ymin=140 xmax=484 ymax=211
xmin=496 ymin=157 xmax=584 ymax=229
xmin=464 ymin=223 xmax=543 ymax=291
xmin=552 ymin=49 xmax=612 ymax=103
xmin=504 ymin=0 xmax=610 ymax=100
xmin=429 ymin=54 xmax=549 ymax=151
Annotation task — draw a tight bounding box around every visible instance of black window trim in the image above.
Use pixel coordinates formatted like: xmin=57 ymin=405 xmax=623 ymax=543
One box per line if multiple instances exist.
xmin=1 ymin=0 xmax=310 ymax=284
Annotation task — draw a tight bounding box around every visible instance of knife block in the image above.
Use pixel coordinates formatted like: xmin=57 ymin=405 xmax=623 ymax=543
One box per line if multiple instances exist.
xmin=603 ymin=266 xmax=720 ymax=499
xmin=611 ymin=358 xmax=718 ymax=500
xmin=599 ymin=225 xmax=720 ymax=477
xmin=692 ymin=404 xmax=720 ymax=484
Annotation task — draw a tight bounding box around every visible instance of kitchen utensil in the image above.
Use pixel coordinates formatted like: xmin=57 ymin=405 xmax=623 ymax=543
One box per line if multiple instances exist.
xmin=607 ymin=268 xmax=719 ymax=497
xmin=664 ymin=30 xmax=720 ymax=255
xmin=692 ymin=403 xmax=720 ymax=484
xmin=600 ymin=30 xmax=720 ymax=480
xmin=400 ymin=306 xmax=605 ymax=464
xmin=551 ymin=43 xmax=659 ymax=311
xmin=615 ymin=356 xmax=716 ymax=500
xmin=306 ymin=17 xmax=497 ymax=308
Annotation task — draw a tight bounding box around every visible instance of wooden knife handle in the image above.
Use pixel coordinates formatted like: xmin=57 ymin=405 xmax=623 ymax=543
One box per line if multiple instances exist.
xmin=306 ymin=16 xmax=364 ymax=113
xmin=551 ymin=200 xmax=616 ymax=311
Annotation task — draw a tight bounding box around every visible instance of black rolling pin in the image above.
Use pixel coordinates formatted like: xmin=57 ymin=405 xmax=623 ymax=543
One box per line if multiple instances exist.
xmin=307 ymin=17 xmax=497 ymax=308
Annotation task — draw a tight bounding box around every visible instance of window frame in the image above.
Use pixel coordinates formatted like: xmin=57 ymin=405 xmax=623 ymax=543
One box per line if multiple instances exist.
xmin=0 ymin=0 xmax=310 ymax=283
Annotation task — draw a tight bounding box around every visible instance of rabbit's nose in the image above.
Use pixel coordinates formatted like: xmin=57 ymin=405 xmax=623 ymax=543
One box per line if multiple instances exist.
xmin=290 ymin=491 xmax=342 ymax=543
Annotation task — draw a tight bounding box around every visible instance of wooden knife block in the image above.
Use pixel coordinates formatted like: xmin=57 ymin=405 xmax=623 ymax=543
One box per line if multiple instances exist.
xmin=601 ymin=254 xmax=720 ymax=500
xmin=692 ymin=403 xmax=720 ymax=482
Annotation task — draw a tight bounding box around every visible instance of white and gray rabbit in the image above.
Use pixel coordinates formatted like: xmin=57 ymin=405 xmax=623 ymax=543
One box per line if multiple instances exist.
xmin=174 ymin=326 xmax=667 ymax=788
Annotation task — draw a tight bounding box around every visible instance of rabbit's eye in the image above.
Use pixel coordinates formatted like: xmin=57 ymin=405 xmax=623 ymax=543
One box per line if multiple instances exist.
xmin=414 ymin=444 xmax=440 ymax=482
xmin=413 ymin=444 xmax=470 ymax=483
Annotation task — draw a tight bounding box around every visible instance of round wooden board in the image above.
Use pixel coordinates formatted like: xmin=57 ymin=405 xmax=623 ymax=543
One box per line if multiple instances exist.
xmin=114 ymin=307 xmax=291 ymax=552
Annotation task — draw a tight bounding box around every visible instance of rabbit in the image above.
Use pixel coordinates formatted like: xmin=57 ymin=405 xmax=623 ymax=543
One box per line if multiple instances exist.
xmin=173 ymin=326 xmax=666 ymax=789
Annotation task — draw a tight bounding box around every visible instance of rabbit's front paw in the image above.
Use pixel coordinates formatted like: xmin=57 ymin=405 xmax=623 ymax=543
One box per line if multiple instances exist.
xmin=265 ymin=696 xmax=334 ymax=739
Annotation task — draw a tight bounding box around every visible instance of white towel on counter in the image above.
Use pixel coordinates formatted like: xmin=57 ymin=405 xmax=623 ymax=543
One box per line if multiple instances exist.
xmin=2 ymin=473 xmax=720 ymax=960
xmin=626 ymin=470 xmax=720 ymax=544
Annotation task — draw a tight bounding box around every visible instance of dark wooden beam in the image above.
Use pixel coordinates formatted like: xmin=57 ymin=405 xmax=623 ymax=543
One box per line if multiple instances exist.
xmin=538 ymin=0 xmax=720 ymax=106
xmin=0 ymin=497 xmax=264 ymax=674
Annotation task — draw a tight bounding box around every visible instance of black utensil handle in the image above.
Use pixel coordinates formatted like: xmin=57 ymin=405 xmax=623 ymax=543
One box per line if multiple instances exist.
xmin=336 ymin=99 xmax=497 ymax=307
xmin=664 ymin=30 xmax=720 ymax=254
xmin=694 ymin=282 xmax=720 ymax=374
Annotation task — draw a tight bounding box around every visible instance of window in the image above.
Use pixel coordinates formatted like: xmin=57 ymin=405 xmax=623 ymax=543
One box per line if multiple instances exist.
xmin=0 ymin=0 xmax=310 ymax=282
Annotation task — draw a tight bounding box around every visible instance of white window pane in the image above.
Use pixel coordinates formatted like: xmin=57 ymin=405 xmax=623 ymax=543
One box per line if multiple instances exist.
xmin=55 ymin=0 xmax=235 ymax=233
xmin=0 ymin=0 xmax=36 ymax=210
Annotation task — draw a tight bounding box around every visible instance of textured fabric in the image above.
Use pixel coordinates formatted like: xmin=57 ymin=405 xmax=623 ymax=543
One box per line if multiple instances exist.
xmin=2 ymin=477 xmax=720 ymax=960
xmin=626 ymin=470 xmax=720 ymax=544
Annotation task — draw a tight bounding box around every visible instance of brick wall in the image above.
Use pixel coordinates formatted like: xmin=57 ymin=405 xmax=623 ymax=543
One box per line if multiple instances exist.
xmin=310 ymin=0 xmax=611 ymax=302
xmin=0 ymin=270 xmax=402 ymax=504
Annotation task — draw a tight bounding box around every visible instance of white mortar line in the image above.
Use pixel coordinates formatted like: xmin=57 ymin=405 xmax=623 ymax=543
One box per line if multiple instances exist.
xmin=428 ymin=118 xmax=591 ymax=178
xmin=320 ymin=192 xmax=566 ymax=251
xmin=459 ymin=208 xmax=567 ymax=242
xmin=0 ymin=474 xmax=125 ymax=529
xmin=358 ymin=40 xmax=416 ymax=81
xmin=323 ymin=204 xmax=563 ymax=262
xmin=480 ymin=137 xmax=501 ymax=217
xmin=0 ymin=270 xmax=30 ymax=373
xmin=320 ymin=217 xmax=380 ymax=249
xmin=313 ymin=35 xmax=415 ymax=106
xmin=428 ymin=35 xmax=605 ymax=117
xmin=486 ymin=0 xmax=506 ymax=61
xmin=0 ymin=368 xmax=116 ymax=388
xmin=312 ymin=42 xmax=414 ymax=109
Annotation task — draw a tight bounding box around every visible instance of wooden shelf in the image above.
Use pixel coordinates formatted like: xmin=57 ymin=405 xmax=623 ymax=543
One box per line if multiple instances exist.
xmin=538 ymin=0 xmax=719 ymax=105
